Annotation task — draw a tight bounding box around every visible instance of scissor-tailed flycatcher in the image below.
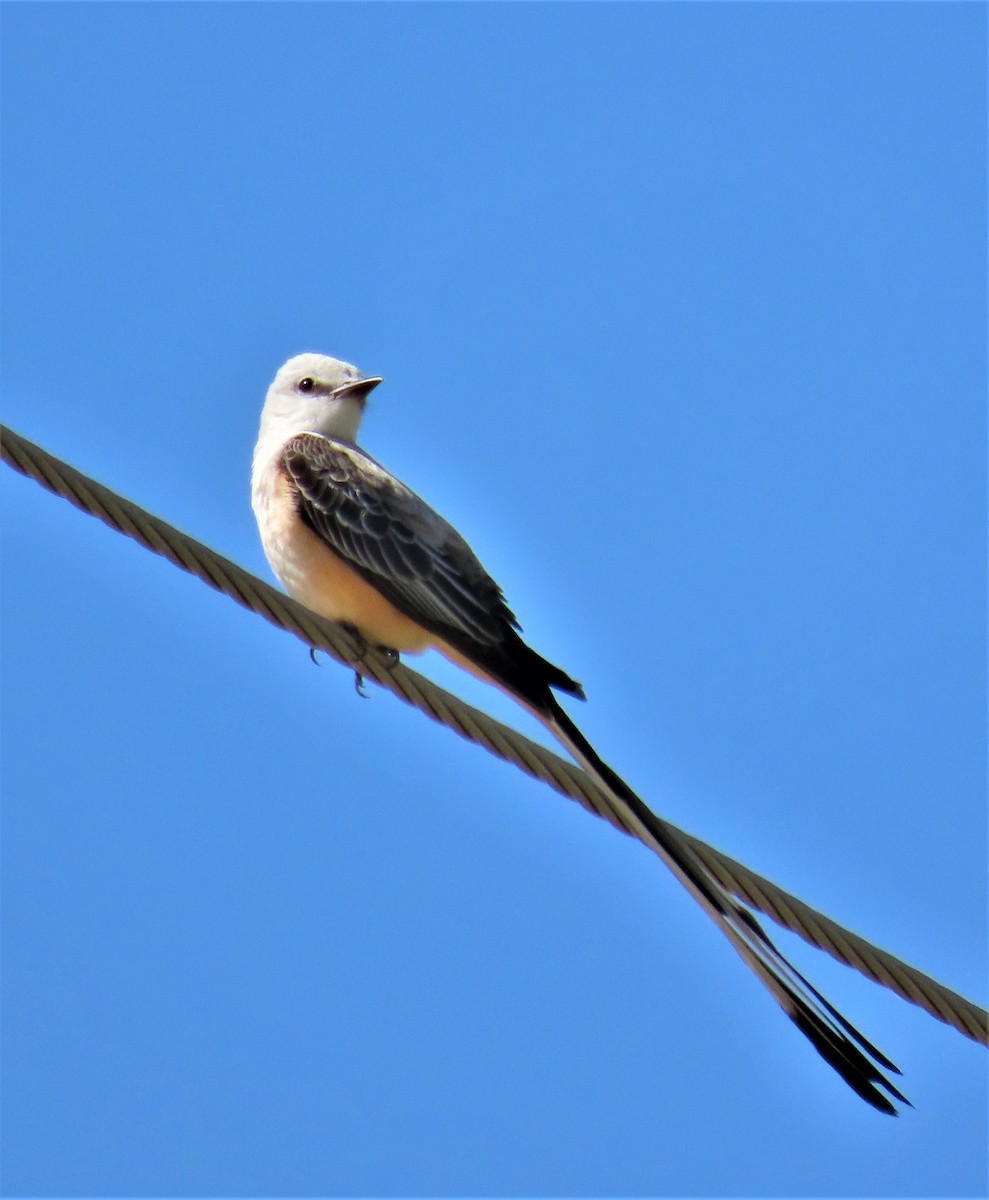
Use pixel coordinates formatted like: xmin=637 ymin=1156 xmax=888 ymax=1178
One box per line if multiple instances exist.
xmin=252 ymin=351 xmax=908 ymax=1114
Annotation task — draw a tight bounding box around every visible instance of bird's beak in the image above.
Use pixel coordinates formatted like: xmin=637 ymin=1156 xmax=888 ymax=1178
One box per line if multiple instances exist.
xmin=331 ymin=377 xmax=383 ymax=404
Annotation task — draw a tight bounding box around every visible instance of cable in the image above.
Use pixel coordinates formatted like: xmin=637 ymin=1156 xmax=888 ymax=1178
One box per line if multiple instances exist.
xmin=2 ymin=422 xmax=985 ymax=1047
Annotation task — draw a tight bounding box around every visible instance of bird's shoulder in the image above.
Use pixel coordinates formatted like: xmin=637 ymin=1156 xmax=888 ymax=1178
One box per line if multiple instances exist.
xmin=280 ymin=432 xmax=397 ymax=494
xmin=279 ymin=433 xmax=488 ymax=570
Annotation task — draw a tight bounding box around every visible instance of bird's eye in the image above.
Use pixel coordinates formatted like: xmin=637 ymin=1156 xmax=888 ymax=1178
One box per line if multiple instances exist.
xmin=297 ymin=377 xmax=315 ymax=393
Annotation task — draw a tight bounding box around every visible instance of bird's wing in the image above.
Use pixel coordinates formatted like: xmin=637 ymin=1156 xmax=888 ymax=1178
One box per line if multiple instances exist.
xmin=280 ymin=432 xmax=519 ymax=650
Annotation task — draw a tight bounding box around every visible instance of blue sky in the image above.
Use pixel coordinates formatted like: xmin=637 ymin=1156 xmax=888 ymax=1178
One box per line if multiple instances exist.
xmin=1 ymin=3 xmax=985 ymax=1196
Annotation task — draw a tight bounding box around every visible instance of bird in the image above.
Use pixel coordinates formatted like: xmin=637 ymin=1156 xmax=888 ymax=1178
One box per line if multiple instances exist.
xmin=252 ymin=351 xmax=908 ymax=1114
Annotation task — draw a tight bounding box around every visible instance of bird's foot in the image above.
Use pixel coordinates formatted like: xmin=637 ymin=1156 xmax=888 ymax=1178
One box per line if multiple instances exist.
xmin=336 ymin=624 xmax=399 ymax=695
xmin=336 ymin=623 xmax=370 ymax=697
xmin=338 ymin=622 xmax=369 ymax=658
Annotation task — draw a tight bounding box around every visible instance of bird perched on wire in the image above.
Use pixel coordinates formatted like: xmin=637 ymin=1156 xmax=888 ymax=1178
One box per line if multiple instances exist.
xmin=252 ymin=351 xmax=908 ymax=1114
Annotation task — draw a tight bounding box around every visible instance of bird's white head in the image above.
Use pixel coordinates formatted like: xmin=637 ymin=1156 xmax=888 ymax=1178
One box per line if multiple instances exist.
xmin=257 ymin=352 xmax=383 ymax=458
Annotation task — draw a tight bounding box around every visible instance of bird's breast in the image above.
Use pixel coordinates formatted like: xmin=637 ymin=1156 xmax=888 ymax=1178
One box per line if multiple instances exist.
xmin=253 ymin=464 xmax=432 ymax=655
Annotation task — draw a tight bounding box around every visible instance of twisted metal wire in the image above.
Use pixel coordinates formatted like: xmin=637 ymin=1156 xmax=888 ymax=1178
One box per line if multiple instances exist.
xmin=3 ymin=422 xmax=985 ymax=1047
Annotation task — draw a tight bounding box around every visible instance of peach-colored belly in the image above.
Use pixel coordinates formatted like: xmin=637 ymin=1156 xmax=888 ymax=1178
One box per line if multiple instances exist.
xmin=258 ymin=473 xmax=433 ymax=654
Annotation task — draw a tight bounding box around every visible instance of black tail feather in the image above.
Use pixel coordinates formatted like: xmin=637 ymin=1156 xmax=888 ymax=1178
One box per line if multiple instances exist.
xmin=469 ymin=628 xmax=907 ymax=1113
xmin=732 ymin=906 xmax=903 ymax=1074
xmin=541 ymin=694 xmax=909 ymax=1115
xmin=789 ymin=1006 xmax=909 ymax=1114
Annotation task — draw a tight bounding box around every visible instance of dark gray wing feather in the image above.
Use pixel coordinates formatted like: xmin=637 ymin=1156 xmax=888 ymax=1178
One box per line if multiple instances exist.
xmin=282 ymin=434 xmax=536 ymax=656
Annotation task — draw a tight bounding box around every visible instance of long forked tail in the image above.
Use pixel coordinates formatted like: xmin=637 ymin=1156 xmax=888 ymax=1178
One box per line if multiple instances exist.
xmin=540 ymin=696 xmax=910 ymax=1115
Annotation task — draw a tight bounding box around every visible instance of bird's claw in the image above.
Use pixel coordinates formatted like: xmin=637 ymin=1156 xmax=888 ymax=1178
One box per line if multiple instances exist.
xmin=332 ymin=624 xmax=399 ymax=695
